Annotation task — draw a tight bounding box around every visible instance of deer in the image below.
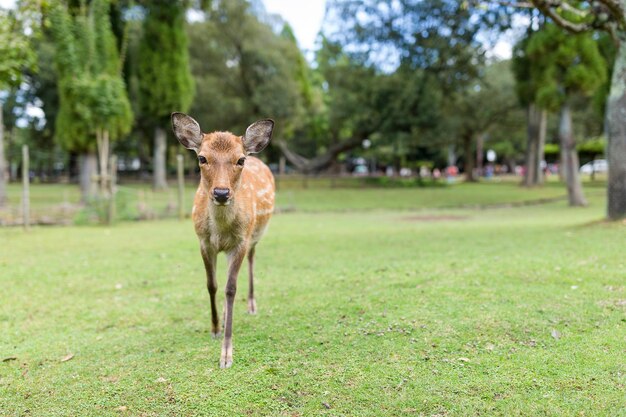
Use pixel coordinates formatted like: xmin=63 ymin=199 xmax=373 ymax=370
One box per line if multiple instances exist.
xmin=171 ymin=112 xmax=275 ymax=368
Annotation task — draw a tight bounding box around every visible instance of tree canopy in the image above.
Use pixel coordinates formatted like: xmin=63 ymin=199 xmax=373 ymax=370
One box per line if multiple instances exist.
xmin=49 ymin=0 xmax=132 ymax=152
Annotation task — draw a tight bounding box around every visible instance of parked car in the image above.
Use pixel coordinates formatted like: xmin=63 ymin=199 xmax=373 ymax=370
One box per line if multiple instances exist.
xmin=579 ymin=159 xmax=608 ymax=174
xmin=353 ymin=164 xmax=369 ymax=176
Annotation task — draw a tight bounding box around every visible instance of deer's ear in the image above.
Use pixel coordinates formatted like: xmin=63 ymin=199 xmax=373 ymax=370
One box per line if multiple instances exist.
xmin=243 ymin=119 xmax=274 ymax=154
xmin=172 ymin=112 xmax=203 ymax=152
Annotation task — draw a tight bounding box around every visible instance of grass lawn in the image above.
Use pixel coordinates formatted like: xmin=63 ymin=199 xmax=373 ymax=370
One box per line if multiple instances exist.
xmin=1 ymin=177 xmax=607 ymax=223
xmin=1 ymin=188 xmax=625 ymax=416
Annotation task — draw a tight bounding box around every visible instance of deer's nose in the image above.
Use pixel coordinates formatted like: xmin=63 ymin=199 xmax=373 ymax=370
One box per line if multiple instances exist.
xmin=213 ymin=188 xmax=230 ymax=203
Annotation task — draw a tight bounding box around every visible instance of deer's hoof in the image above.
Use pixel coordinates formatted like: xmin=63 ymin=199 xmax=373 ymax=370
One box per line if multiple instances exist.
xmin=211 ymin=331 xmax=222 ymax=340
xmin=247 ymin=299 xmax=257 ymax=315
xmin=220 ymin=356 xmax=233 ymax=369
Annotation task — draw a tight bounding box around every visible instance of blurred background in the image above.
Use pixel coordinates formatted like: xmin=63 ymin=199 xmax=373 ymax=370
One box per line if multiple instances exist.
xmin=0 ymin=0 xmax=620 ymax=225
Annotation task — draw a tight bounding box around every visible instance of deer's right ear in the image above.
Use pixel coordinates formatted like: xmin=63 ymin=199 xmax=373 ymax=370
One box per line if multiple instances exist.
xmin=172 ymin=112 xmax=203 ymax=152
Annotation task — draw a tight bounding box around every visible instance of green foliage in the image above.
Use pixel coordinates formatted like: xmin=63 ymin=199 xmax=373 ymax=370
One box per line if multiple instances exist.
xmin=544 ymin=143 xmax=560 ymax=157
xmin=187 ymin=0 xmax=308 ymax=142
xmin=0 ymin=7 xmax=36 ymax=90
xmin=138 ymin=0 xmax=194 ymax=123
xmin=49 ymin=0 xmax=132 ymax=152
xmin=577 ymin=136 xmax=606 ymax=155
xmin=526 ymin=24 xmax=606 ymax=111
xmin=512 ymin=31 xmax=537 ymax=107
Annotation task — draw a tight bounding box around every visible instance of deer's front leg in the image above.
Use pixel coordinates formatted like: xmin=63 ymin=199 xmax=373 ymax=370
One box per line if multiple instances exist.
xmin=200 ymin=245 xmax=219 ymax=338
xmin=221 ymin=245 xmax=247 ymax=368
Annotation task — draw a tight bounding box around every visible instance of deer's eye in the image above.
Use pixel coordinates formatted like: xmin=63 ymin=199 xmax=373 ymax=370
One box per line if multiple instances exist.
xmin=198 ymin=155 xmax=207 ymax=164
xmin=236 ymin=157 xmax=246 ymax=166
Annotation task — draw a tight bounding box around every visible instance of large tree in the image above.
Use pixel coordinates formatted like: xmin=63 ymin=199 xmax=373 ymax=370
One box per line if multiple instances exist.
xmin=187 ymin=0 xmax=308 ymax=140
xmin=50 ymin=0 xmax=132 ymax=203
xmin=0 ymin=5 xmax=36 ymax=207
xmin=137 ymin=0 xmax=194 ymax=190
xmin=526 ymin=23 xmax=606 ymax=206
xmin=513 ymin=20 xmax=549 ymax=187
xmin=522 ymin=0 xmax=626 ymax=218
xmin=445 ymin=60 xmax=520 ymax=181
xmin=283 ymin=0 xmax=516 ymax=175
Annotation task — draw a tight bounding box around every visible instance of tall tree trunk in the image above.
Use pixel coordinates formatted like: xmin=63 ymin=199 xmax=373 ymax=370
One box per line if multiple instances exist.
xmin=447 ymin=145 xmax=456 ymax=167
xmin=153 ymin=126 xmax=168 ymax=190
xmin=476 ymin=133 xmax=485 ymax=177
xmin=96 ymin=128 xmax=110 ymax=197
xmin=523 ymin=104 xmax=547 ymax=186
xmin=535 ymin=108 xmax=547 ymax=185
xmin=0 ymin=102 xmax=7 ymax=207
xmin=79 ymin=152 xmax=97 ymax=204
xmin=606 ymin=40 xmax=626 ymax=220
xmin=559 ymin=103 xmax=587 ymax=206
xmin=463 ymin=133 xmax=477 ymax=182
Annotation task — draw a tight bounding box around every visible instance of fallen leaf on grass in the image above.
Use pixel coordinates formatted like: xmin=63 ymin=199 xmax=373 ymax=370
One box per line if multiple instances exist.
xmin=322 ymin=402 xmax=331 ymax=409
xmin=551 ymin=329 xmax=561 ymax=340
xmin=60 ymin=353 xmax=74 ymax=362
xmin=116 ymin=406 xmax=128 ymax=412
xmin=458 ymin=357 xmax=470 ymax=362
xmin=155 ymin=377 xmax=167 ymax=383
xmin=2 ymin=356 xmax=17 ymax=362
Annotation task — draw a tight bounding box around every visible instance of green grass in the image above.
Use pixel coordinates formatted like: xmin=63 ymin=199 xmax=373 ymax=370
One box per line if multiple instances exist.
xmin=1 ymin=188 xmax=625 ymax=416
xmin=1 ymin=177 xmax=606 ymax=223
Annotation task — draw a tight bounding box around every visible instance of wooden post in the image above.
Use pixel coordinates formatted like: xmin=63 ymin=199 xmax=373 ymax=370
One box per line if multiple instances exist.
xmin=22 ymin=145 xmax=30 ymax=230
xmin=276 ymin=156 xmax=286 ymax=192
xmin=279 ymin=156 xmax=285 ymax=175
xmin=177 ymin=154 xmax=185 ymax=220
xmin=108 ymin=154 xmax=117 ymax=224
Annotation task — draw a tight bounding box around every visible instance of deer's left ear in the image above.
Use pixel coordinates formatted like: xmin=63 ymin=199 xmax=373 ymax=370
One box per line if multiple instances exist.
xmin=243 ymin=119 xmax=274 ymax=154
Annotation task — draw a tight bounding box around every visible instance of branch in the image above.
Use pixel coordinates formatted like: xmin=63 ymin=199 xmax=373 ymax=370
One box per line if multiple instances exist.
xmin=595 ymin=0 xmax=626 ymax=29
xmin=490 ymin=1 xmax=534 ymax=7
xmin=530 ymin=0 xmax=594 ymax=32
xmin=275 ymin=137 xmax=365 ymax=174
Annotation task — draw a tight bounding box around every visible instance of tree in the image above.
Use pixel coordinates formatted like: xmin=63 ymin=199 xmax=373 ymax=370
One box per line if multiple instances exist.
xmin=282 ymin=0 xmax=508 ymax=175
xmin=513 ymin=20 xmax=549 ymax=187
xmin=526 ymin=23 xmax=606 ymax=206
xmin=0 ymin=5 xmax=36 ymax=207
xmin=49 ymin=0 xmax=132 ymax=203
xmin=523 ymin=0 xmax=626 ymax=218
xmin=137 ymin=0 xmax=194 ymax=190
xmin=187 ymin=0 xmax=308 ymax=141
xmin=434 ymin=60 xmax=519 ymax=181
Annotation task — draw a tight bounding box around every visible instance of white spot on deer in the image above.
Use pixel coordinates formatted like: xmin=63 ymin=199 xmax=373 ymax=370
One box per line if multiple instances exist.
xmin=257 ymin=187 xmax=271 ymax=198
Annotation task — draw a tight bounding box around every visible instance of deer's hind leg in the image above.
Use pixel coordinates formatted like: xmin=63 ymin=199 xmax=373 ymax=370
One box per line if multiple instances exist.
xmin=247 ymin=245 xmax=257 ymax=314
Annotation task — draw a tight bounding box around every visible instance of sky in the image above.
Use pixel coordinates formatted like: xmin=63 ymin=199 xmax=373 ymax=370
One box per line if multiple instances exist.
xmin=1 ymin=0 xmax=511 ymax=58
xmin=262 ymin=0 xmax=327 ymax=53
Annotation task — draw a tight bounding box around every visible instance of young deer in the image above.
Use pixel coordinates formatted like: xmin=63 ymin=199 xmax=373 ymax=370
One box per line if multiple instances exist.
xmin=171 ymin=112 xmax=275 ymax=368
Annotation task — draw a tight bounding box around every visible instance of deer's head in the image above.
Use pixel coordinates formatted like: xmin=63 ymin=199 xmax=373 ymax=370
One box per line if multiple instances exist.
xmin=172 ymin=112 xmax=273 ymax=206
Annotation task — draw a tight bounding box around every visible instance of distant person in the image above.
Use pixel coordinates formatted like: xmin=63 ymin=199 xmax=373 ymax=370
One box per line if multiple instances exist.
xmin=446 ymin=165 xmax=458 ymax=183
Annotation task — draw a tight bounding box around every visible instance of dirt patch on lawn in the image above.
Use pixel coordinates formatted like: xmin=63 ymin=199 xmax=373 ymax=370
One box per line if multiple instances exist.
xmin=401 ymin=215 xmax=469 ymax=222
